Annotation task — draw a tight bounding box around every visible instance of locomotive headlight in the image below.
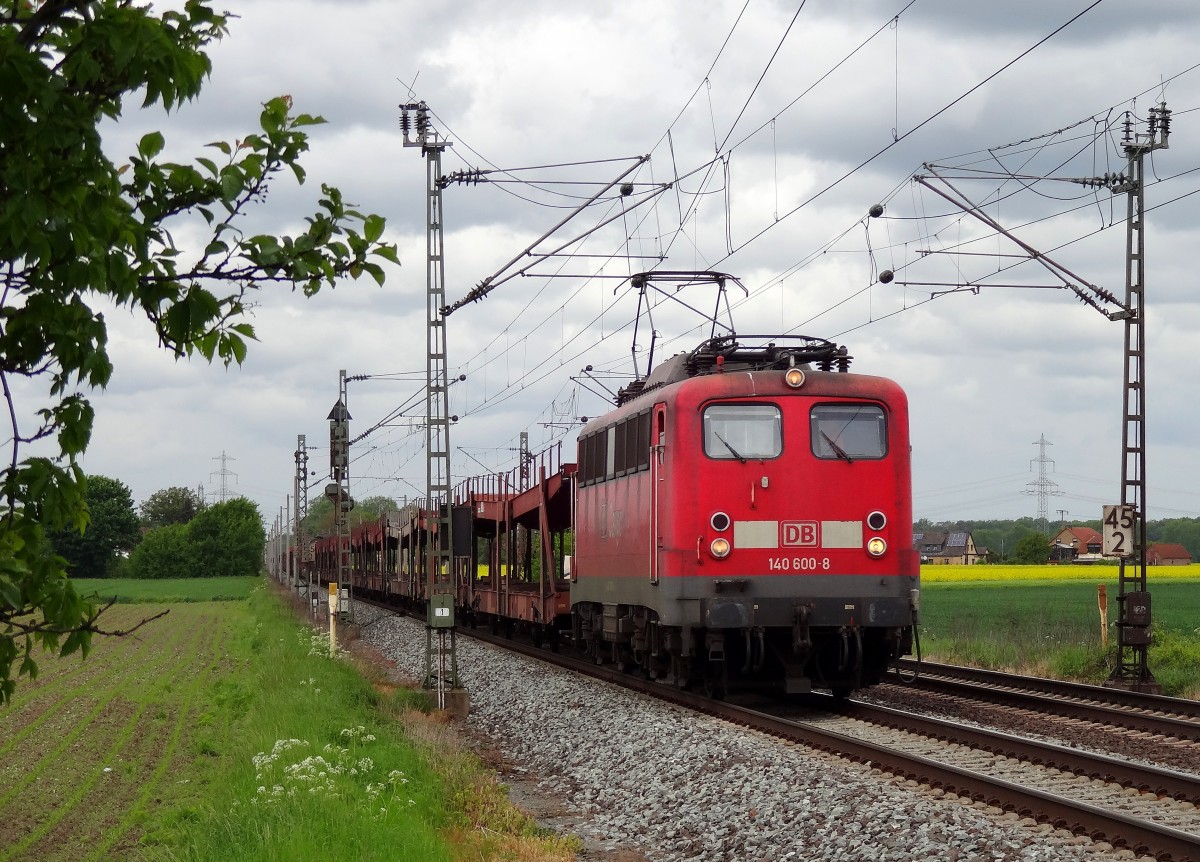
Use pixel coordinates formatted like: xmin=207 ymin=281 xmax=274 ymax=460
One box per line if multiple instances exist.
xmin=710 ymin=511 xmax=731 ymax=532
xmin=866 ymin=537 xmax=887 ymax=558
xmin=710 ymin=537 xmax=731 ymax=559
xmin=784 ymin=368 xmax=806 ymax=389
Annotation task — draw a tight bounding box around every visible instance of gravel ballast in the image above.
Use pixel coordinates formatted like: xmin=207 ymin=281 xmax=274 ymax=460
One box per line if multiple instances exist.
xmin=356 ymin=603 xmax=1141 ymax=862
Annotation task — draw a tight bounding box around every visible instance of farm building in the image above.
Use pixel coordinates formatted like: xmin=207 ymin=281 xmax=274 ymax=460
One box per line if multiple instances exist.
xmin=1146 ymin=542 xmax=1193 ymax=565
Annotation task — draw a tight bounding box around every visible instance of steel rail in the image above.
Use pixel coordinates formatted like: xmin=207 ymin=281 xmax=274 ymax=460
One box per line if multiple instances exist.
xmin=891 ymin=659 xmax=1200 ymax=739
xmin=834 ymin=698 xmax=1200 ymax=802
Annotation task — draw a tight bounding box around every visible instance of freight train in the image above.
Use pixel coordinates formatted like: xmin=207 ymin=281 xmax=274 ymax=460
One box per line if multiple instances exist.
xmin=312 ymin=331 xmax=919 ymax=697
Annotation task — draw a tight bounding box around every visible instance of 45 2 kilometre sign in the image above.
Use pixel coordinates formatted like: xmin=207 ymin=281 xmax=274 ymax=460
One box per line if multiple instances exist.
xmin=1102 ymin=504 xmax=1137 ymax=557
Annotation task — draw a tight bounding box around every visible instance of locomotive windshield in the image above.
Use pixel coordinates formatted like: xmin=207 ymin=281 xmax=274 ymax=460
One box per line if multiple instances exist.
xmin=810 ymin=403 xmax=887 ymax=460
xmin=702 ymin=404 xmax=782 ymax=461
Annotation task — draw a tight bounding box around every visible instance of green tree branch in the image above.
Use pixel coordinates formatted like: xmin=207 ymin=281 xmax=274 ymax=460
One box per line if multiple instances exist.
xmin=0 ymin=0 xmax=400 ymax=703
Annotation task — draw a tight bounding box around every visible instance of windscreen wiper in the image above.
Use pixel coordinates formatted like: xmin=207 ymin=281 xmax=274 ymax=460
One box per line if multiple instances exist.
xmin=821 ymin=430 xmax=853 ymax=463
xmin=714 ymin=432 xmax=747 ymax=464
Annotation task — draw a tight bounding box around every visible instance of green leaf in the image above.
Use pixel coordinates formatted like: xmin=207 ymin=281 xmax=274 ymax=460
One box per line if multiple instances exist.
xmin=59 ymin=630 xmax=85 ymax=659
xmin=372 ymin=244 xmax=401 ymax=265
xmin=228 ymin=333 xmax=247 ymax=365
xmin=0 ymin=577 xmax=22 ymax=611
xmin=219 ymin=168 xmax=243 ymax=202
xmin=364 ymin=214 xmax=384 ymax=244
xmin=138 ymin=131 xmax=166 ymax=159
xmin=292 ymin=113 xmax=327 ymax=128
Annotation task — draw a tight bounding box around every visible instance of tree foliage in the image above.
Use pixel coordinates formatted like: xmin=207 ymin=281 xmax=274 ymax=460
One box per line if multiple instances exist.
xmin=301 ymin=494 xmax=399 ymax=538
xmin=188 ymin=497 xmax=265 ymax=577
xmin=140 ymin=485 xmax=204 ymax=528
xmin=46 ymin=474 xmax=141 ymax=578
xmin=1149 ymin=517 xmax=1200 ymax=560
xmin=127 ymin=497 xmax=263 ymax=578
xmin=123 ymin=522 xmax=194 ymax=580
xmin=1010 ymin=532 xmax=1052 ymax=565
xmin=0 ymin=1 xmax=399 ymax=703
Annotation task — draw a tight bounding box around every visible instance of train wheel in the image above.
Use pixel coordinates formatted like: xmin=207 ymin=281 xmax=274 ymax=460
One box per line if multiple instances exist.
xmin=702 ymin=661 xmax=727 ymax=700
xmin=831 ymin=685 xmax=853 ymax=701
xmin=615 ymin=647 xmax=638 ymax=674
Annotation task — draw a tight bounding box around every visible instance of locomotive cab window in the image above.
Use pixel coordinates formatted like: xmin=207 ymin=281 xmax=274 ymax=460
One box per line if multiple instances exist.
xmin=702 ymin=404 xmax=782 ymax=461
xmin=810 ymin=403 xmax=887 ymax=460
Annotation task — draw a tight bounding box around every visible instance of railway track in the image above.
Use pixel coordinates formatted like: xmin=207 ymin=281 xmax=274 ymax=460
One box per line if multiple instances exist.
xmin=889 ymin=659 xmax=1200 ymax=741
xmin=367 ymin=603 xmax=1200 ymax=862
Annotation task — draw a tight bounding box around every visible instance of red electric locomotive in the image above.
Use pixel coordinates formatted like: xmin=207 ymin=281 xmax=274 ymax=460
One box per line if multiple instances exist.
xmin=571 ymin=333 xmax=918 ymax=696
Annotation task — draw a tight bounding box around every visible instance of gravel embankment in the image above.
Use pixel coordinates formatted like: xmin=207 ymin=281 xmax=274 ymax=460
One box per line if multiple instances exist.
xmin=355 ymin=603 xmax=1143 ymax=862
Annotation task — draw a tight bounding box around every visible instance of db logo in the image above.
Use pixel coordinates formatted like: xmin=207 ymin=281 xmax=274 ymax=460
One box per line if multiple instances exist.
xmin=781 ymin=521 xmax=818 ymax=547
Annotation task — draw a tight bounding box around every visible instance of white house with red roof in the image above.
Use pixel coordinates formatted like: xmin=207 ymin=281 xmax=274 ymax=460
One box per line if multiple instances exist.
xmin=1050 ymin=525 xmax=1104 ymax=563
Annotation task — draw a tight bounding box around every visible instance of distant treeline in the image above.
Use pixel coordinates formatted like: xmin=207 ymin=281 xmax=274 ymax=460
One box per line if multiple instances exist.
xmin=914 ymin=516 xmax=1200 ymax=562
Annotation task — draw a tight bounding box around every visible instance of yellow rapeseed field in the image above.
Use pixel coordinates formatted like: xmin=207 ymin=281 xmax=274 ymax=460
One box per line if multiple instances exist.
xmin=921 ymin=563 xmax=1200 ymax=583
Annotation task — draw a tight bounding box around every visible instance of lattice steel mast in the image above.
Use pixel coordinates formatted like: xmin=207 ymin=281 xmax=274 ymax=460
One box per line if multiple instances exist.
xmin=401 ymin=101 xmax=461 ymax=703
xmin=1024 ymin=434 xmax=1061 ymax=535
xmin=1106 ymin=104 xmax=1170 ymax=693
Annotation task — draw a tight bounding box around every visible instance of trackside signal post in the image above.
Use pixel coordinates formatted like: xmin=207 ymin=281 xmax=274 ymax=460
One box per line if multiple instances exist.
xmin=294 ymin=434 xmax=308 ymax=596
xmin=402 ymin=100 xmax=465 ymax=712
xmin=328 ymin=373 xmax=355 ymax=626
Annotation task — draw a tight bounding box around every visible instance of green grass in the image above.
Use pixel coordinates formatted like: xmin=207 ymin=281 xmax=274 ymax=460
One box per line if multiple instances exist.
xmin=135 ymin=590 xmax=456 ymax=862
xmin=919 ymin=578 xmax=1200 ymax=696
xmin=1 ymin=577 xmax=573 ymax=860
xmin=71 ymin=577 xmax=259 ymax=604
xmin=137 ymin=585 xmax=576 ymax=862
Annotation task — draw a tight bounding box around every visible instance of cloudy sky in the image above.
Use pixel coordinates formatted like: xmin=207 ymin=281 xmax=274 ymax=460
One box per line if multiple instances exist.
xmin=64 ymin=0 xmax=1200 ymax=530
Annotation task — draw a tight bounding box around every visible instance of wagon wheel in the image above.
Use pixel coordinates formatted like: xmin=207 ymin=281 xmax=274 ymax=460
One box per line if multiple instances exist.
xmin=702 ymin=660 xmax=727 ymax=700
xmin=612 ymin=645 xmax=633 ymax=674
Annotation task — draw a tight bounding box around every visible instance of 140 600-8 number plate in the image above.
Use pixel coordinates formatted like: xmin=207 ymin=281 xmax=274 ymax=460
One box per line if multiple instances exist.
xmin=768 ymin=556 xmax=831 ymax=572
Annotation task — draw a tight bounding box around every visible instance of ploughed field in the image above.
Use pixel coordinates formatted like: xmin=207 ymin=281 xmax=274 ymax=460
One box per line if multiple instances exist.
xmin=0 ymin=603 xmax=232 ymax=862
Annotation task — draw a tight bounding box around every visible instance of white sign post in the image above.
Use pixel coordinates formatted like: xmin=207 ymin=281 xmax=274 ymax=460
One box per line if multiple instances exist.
xmin=328 ymin=582 xmax=339 ymax=657
xmin=1102 ymin=504 xmax=1136 ymax=557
